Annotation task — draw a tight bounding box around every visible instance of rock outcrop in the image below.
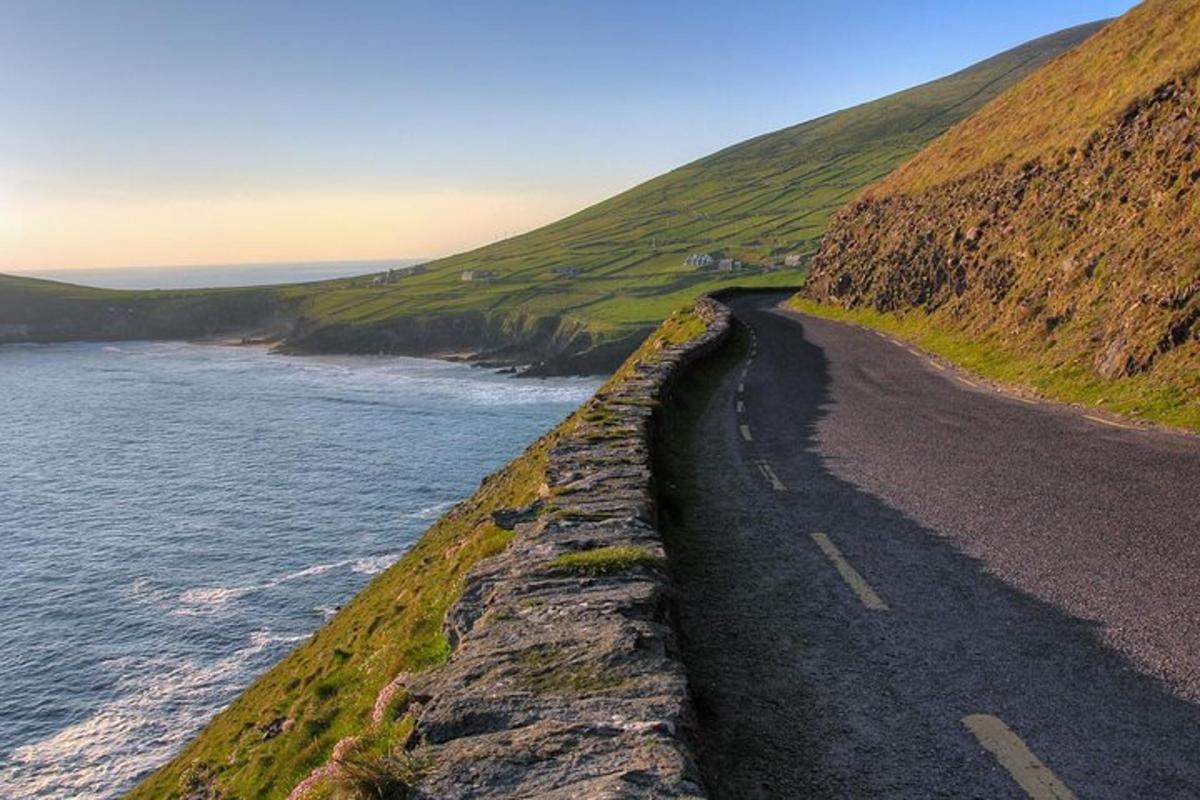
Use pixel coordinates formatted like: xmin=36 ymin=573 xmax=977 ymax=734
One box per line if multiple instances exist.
xmin=806 ymin=1 xmax=1200 ymax=401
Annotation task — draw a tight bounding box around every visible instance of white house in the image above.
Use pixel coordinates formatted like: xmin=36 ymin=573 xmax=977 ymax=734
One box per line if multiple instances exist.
xmin=783 ymin=254 xmax=804 ymax=268
xmin=685 ymin=253 xmax=715 ymax=268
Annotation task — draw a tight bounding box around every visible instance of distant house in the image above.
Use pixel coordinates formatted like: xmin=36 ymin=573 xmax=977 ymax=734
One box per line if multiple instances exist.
xmin=685 ymin=253 xmax=715 ymax=268
xmin=551 ymin=264 xmax=581 ymax=278
xmin=461 ymin=269 xmax=498 ymax=282
xmin=371 ymin=264 xmax=428 ymax=286
xmin=717 ymin=258 xmax=742 ymax=272
xmin=783 ymin=254 xmax=804 ymax=268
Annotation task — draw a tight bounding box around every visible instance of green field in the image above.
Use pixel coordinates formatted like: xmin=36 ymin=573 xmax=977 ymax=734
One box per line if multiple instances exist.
xmin=2 ymin=22 xmax=1099 ymax=353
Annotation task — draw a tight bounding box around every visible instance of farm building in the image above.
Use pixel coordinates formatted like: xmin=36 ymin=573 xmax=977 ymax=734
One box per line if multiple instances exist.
xmin=551 ymin=264 xmax=581 ymax=278
xmin=371 ymin=264 xmax=428 ymax=286
xmin=783 ymin=254 xmax=804 ymax=268
xmin=461 ymin=270 xmax=498 ymax=282
xmin=684 ymin=253 xmax=715 ymax=268
xmin=717 ymin=258 xmax=742 ymax=272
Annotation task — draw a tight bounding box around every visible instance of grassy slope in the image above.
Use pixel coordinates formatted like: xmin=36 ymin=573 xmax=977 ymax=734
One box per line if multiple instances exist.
xmin=876 ymin=1 xmax=1200 ymax=195
xmin=284 ymin=22 xmax=1099 ymax=338
xmin=800 ymin=0 xmax=1200 ymax=430
xmin=126 ymin=307 xmax=708 ymax=799
xmin=3 ymin=22 xmax=1097 ymax=347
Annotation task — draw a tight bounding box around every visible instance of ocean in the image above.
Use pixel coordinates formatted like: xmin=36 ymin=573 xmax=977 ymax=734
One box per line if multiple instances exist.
xmin=0 ymin=340 xmax=598 ymax=798
xmin=8 ymin=259 xmax=423 ymax=290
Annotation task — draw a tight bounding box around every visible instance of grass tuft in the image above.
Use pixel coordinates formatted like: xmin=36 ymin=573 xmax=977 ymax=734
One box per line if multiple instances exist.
xmin=547 ymin=545 xmax=665 ymax=576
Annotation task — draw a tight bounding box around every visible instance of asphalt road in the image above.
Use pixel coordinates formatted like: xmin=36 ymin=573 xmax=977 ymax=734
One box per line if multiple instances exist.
xmin=658 ymin=292 xmax=1200 ymax=799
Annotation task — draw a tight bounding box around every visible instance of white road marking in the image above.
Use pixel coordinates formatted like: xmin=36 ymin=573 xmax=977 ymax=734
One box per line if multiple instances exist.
xmin=737 ymin=400 xmax=745 ymax=413
xmin=739 ymin=424 xmax=753 ymax=441
xmin=756 ymin=460 xmax=786 ymax=491
xmin=956 ymin=376 xmax=978 ymax=388
xmin=810 ymin=533 xmax=889 ymax=611
xmin=962 ymin=714 xmax=1077 ymax=800
xmin=929 ymin=360 xmax=947 ymax=371
xmin=738 ymin=382 xmax=745 ymax=393
xmin=1083 ymin=414 xmax=1137 ymax=431
xmin=1013 ymin=396 xmax=1039 ymax=406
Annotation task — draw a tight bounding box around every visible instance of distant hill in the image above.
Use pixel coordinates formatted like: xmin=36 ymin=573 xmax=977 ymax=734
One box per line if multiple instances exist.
xmin=0 ymin=22 xmax=1100 ymax=372
xmin=804 ymin=0 xmax=1200 ymax=428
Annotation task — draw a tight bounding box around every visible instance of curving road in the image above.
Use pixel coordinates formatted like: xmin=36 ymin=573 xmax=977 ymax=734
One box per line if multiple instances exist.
xmin=658 ymin=292 xmax=1200 ymax=799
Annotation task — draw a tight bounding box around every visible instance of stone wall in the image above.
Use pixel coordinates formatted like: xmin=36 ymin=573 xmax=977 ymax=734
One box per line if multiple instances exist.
xmin=396 ymin=295 xmax=732 ymax=799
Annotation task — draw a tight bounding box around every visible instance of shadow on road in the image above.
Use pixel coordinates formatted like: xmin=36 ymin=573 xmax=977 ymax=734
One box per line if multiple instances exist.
xmin=656 ymin=293 xmax=1200 ymax=799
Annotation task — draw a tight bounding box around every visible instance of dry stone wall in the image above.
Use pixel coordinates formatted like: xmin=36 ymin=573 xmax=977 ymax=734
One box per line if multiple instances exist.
xmin=398 ymin=296 xmax=733 ymax=799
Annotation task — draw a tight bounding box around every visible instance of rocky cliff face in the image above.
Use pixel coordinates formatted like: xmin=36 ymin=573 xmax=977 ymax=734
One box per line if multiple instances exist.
xmin=280 ymin=310 xmax=651 ymax=377
xmin=807 ymin=67 xmax=1200 ymax=387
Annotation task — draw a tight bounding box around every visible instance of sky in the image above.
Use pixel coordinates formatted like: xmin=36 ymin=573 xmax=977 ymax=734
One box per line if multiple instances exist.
xmin=0 ymin=0 xmax=1139 ymax=272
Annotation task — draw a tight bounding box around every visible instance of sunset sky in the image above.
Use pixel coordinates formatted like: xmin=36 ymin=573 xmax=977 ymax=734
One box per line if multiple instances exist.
xmin=1 ymin=0 xmax=1137 ymax=272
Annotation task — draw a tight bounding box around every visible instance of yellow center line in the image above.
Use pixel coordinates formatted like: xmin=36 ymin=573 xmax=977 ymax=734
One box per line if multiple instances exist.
xmin=810 ymin=533 xmax=889 ymax=611
xmin=1083 ymin=414 xmax=1137 ymax=431
xmin=756 ymin=460 xmax=786 ymax=491
xmin=739 ymin=424 xmax=753 ymax=442
xmin=962 ymin=714 xmax=1077 ymax=800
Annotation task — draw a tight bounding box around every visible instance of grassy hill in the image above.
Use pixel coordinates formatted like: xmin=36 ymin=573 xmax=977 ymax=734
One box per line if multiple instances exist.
xmin=803 ymin=0 xmax=1200 ymax=430
xmin=3 ymin=22 xmax=1100 ymax=368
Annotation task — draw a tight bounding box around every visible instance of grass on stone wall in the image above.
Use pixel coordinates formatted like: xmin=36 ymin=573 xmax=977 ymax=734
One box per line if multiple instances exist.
xmin=547 ymin=545 xmax=666 ymax=577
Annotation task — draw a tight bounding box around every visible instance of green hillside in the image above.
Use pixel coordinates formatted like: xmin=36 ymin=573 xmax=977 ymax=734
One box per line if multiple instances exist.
xmin=285 ymin=21 xmax=1102 ymax=336
xmin=803 ymin=0 xmax=1200 ymax=430
xmin=2 ymin=21 xmax=1101 ymax=360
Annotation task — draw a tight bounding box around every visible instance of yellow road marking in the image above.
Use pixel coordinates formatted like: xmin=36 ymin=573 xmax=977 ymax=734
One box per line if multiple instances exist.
xmin=756 ymin=460 xmax=786 ymax=491
xmin=739 ymin=424 xmax=753 ymax=442
xmin=962 ymin=714 xmax=1077 ymax=800
xmin=1083 ymin=414 xmax=1137 ymax=431
xmin=810 ymin=533 xmax=889 ymax=611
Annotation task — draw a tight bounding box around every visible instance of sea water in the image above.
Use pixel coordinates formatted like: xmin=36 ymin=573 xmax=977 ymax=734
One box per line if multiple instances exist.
xmin=0 ymin=341 xmax=598 ymax=798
